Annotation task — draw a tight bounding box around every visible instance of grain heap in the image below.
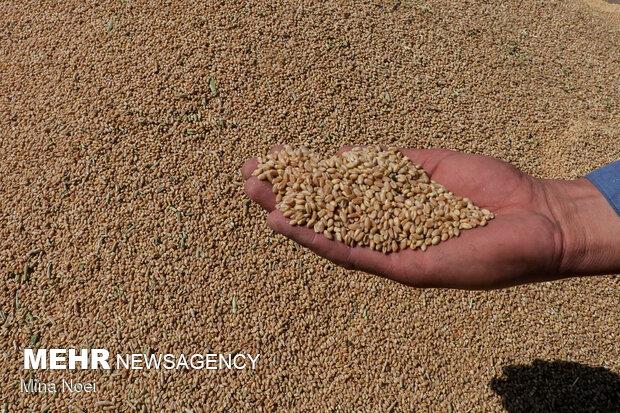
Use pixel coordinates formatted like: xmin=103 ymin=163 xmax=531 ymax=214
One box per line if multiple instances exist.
xmin=2 ymin=0 xmax=620 ymax=410
xmin=254 ymin=146 xmax=494 ymax=253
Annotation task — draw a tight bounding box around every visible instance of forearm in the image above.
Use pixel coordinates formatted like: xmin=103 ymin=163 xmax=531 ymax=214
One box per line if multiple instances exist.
xmin=542 ymin=178 xmax=620 ymax=277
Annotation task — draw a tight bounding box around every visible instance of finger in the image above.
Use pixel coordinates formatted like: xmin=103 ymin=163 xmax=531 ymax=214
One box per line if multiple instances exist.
xmin=400 ymin=148 xmax=459 ymax=174
xmin=336 ymin=145 xmax=361 ymax=156
xmin=336 ymin=144 xmax=394 ymax=156
xmin=347 ymin=242 xmax=452 ymax=288
xmin=346 ymin=246 xmax=401 ymax=279
xmin=244 ymin=177 xmax=276 ymax=211
xmin=241 ymin=158 xmax=259 ymax=180
xmin=266 ymin=210 xmax=409 ymax=280
xmin=266 ymin=211 xmax=355 ymax=269
xmin=269 ymin=144 xmax=284 ymax=154
xmin=241 ymin=145 xmax=285 ymax=180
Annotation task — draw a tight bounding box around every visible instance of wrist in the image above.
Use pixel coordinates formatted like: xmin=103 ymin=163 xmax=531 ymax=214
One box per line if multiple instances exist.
xmin=541 ymin=178 xmax=620 ymax=276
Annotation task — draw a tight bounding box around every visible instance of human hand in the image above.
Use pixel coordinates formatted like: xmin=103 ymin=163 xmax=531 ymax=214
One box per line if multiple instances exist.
xmin=241 ymin=146 xmax=620 ymax=289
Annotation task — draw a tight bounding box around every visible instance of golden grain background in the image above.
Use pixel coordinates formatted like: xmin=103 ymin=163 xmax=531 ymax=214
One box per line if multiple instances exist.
xmin=1 ymin=0 xmax=619 ymax=411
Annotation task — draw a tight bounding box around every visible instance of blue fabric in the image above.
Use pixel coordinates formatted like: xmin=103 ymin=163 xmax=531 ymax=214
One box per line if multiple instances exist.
xmin=586 ymin=160 xmax=620 ymax=216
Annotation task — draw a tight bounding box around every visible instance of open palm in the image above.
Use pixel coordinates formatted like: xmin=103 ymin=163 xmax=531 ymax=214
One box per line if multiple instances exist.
xmin=242 ymin=147 xmax=565 ymax=289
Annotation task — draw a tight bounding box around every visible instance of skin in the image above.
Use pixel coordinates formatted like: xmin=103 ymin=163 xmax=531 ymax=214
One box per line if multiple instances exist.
xmin=241 ymin=146 xmax=620 ymax=289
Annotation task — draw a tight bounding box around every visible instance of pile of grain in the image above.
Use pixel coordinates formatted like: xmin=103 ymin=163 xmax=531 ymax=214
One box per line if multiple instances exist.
xmin=1 ymin=0 xmax=619 ymax=411
xmin=254 ymin=146 xmax=493 ymax=252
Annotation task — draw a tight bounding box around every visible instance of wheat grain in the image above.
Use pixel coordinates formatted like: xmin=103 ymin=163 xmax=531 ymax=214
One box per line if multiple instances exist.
xmin=254 ymin=146 xmax=494 ymax=253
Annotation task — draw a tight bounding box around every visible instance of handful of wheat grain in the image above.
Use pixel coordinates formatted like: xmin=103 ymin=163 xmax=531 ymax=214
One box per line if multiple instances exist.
xmin=254 ymin=146 xmax=494 ymax=253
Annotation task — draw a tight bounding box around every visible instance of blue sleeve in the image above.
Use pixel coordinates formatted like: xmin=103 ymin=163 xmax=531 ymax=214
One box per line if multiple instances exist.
xmin=586 ymin=160 xmax=620 ymax=216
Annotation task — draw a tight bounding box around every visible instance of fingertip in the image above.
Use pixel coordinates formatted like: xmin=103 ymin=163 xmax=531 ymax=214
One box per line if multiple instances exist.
xmin=241 ymin=158 xmax=259 ymax=180
xmin=244 ymin=177 xmax=276 ymax=211
xmin=269 ymin=144 xmax=284 ymax=154
xmin=243 ymin=177 xmax=261 ymax=201
xmin=242 ymin=145 xmax=284 ymax=180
